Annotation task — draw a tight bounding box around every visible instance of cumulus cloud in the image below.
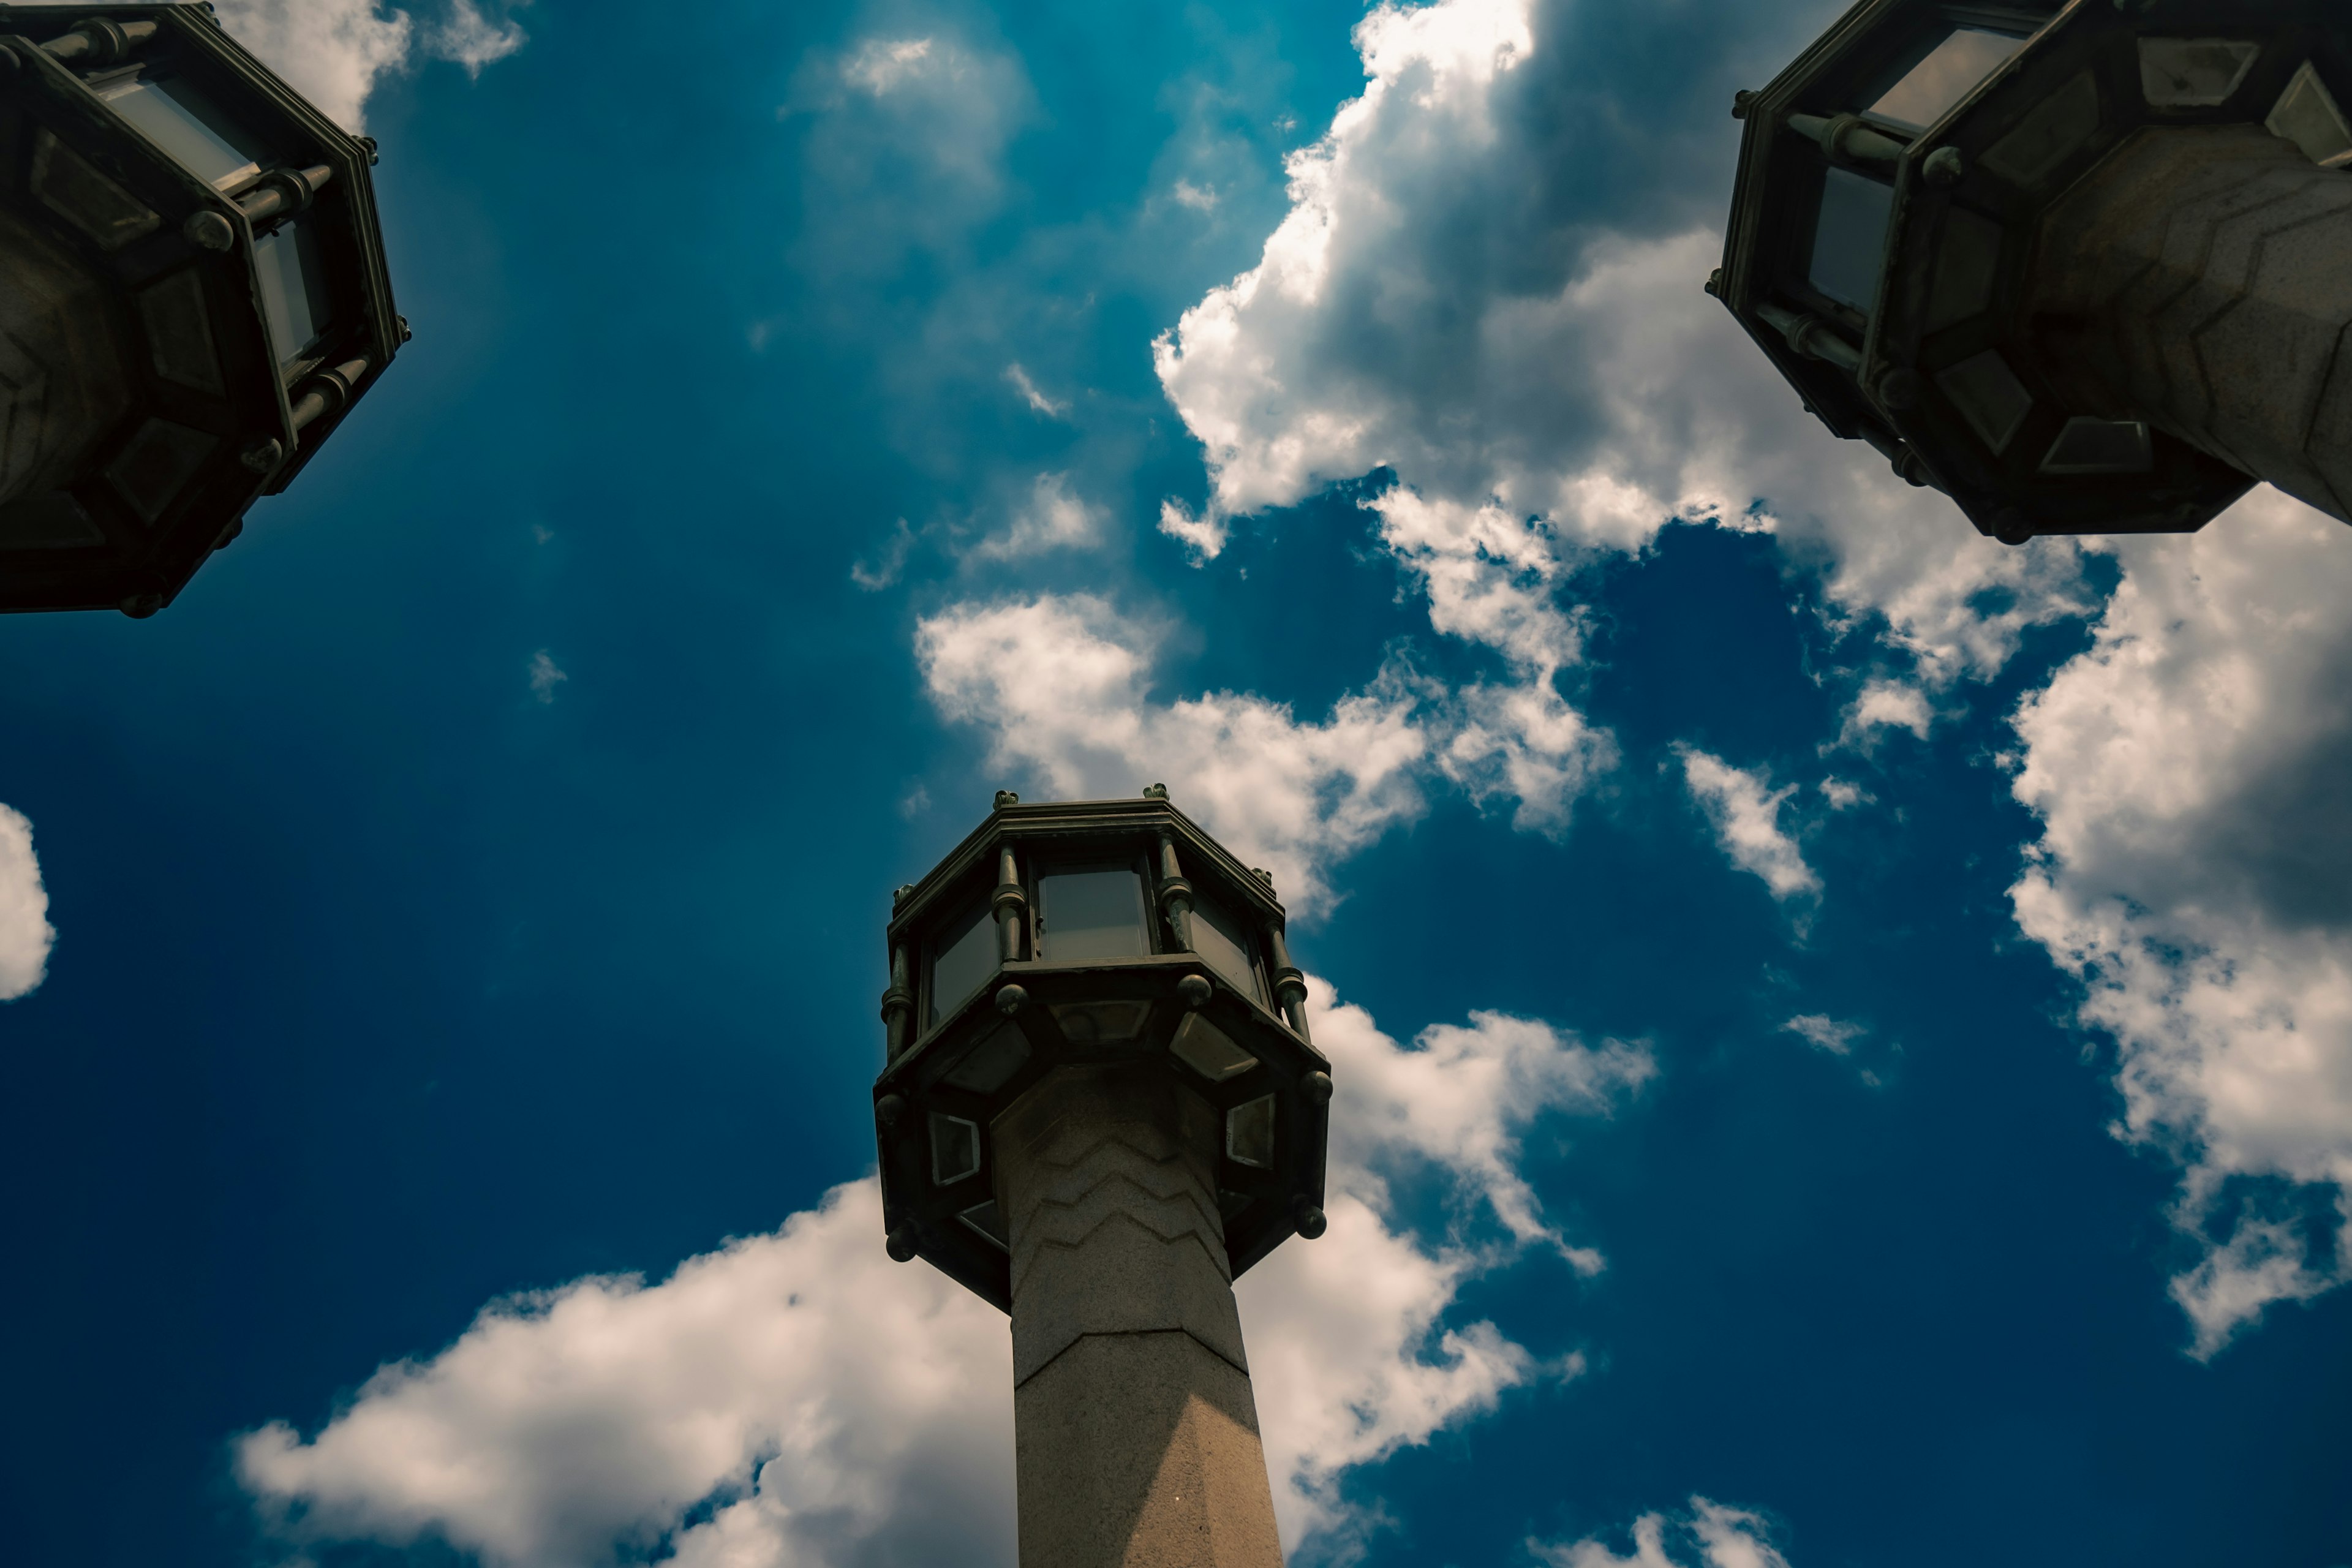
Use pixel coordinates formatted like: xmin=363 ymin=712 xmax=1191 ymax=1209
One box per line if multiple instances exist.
xmin=1153 ymin=0 xmax=2094 ymax=774
xmin=0 ymin=804 xmax=56 ymax=1001
xmin=916 ymin=594 xmax=1427 ymax=911
xmin=238 ymin=984 xmax=1649 ymax=1564
xmin=210 ymin=0 xmax=413 ymax=130
xmin=1535 ymin=1497 xmax=1792 ymax=1568
xmin=210 ymin=1 xmax=526 ymax=130
xmin=2009 ymin=490 xmax=2352 ymax=1356
xmin=1677 ymin=748 xmax=1817 ymax=903
xmin=239 ymin=1180 xmax=1012 ymax=1568
xmin=973 ymin=473 xmax=1103 ymax=559
xmin=1147 ymin=0 xmax=2352 ymax=1359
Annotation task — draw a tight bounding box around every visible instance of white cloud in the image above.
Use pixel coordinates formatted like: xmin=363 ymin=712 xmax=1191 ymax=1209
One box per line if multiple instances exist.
xmin=239 ymin=983 xmax=1648 ymax=1565
xmin=211 ymin=0 xmax=413 ymax=131
xmin=1003 ymin=363 xmax=1068 ymax=419
xmin=1535 ymin=1497 xmax=1792 ymax=1568
xmin=1677 ymin=748 xmax=1817 ymax=902
xmin=916 ymin=594 xmax=1427 ymax=911
xmin=843 ymin=36 xmax=937 ymax=96
xmin=1817 ymin=778 xmax=1866 ymax=811
xmin=1841 ymin=678 xmax=1933 ymax=744
xmin=973 ymin=473 xmax=1103 ymax=559
xmin=239 ymin=1179 xmax=1014 ymax=1568
xmin=1246 ymin=983 xmax=1649 ymax=1540
xmin=210 ymin=1 xmax=526 ymax=130
xmin=432 ymin=0 xmax=526 ymax=77
xmin=1781 ymin=1015 xmax=1863 ymax=1057
xmin=2008 ymin=489 xmax=2352 ymax=1356
xmin=1157 ymin=497 xmax=1229 ymax=561
xmin=1153 ymin=0 xmax=2095 ymax=785
xmin=1170 ymin=178 xmax=1219 ymax=212
xmin=527 ymin=650 xmax=567 ymax=704
xmin=1374 ymin=490 xmax=1614 ymax=834
xmin=0 ymin=804 xmax=56 ymax=1001
xmin=1313 ymin=980 xmax=1653 ymax=1265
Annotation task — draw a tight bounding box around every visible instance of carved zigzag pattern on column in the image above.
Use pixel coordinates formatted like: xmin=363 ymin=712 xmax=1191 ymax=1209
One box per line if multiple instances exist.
xmin=1006 ymin=1129 xmax=1230 ymax=1297
xmin=2054 ymin=129 xmax=2352 ymax=520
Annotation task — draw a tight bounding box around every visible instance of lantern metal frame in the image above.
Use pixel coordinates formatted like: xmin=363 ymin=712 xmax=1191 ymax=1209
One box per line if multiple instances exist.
xmin=873 ymin=793 xmax=1332 ymax=1313
xmin=1715 ymin=0 xmax=2349 ymax=542
xmin=0 ymin=3 xmax=402 ymax=614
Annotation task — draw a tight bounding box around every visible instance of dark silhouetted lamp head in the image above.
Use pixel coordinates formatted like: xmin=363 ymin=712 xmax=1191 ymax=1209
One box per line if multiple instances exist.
xmin=1716 ymin=1 xmax=2352 ymax=544
xmin=873 ymin=788 xmax=1332 ymax=1308
xmin=0 ymin=4 xmax=403 ymax=614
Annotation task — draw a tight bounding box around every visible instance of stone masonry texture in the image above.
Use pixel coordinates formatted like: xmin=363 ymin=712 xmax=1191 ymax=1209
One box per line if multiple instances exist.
xmin=2031 ymin=124 xmax=2352 ymax=523
xmin=993 ymin=1063 xmax=1283 ymax=1568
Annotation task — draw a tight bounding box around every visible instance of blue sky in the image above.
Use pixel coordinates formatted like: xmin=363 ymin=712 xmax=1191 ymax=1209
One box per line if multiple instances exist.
xmin=2 ymin=1 xmax=2350 ymax=1565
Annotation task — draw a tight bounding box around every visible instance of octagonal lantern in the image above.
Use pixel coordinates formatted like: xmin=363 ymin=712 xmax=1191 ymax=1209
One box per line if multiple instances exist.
xmin=873 ymin=788 xmax=1330 ymax=1312
xmin=1716 ymin=0 xmax=2352 ymax=543
xmin=0 ymin=4 xmax=403 ymax=615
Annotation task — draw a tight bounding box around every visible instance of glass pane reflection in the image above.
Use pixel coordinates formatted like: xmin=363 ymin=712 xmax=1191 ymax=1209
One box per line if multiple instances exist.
xmin=1036 ymin=869 xmax=1149 ymax=960
xmin=1868 ymin=27 xmax=2025 ymax=130
xmin=929 ymin=903 xmax=997 ymax=1025
xmin=255 ymin=219 xmax=330 ymax=368
xmin=97 ymin=76 xmax=262 ymax=190
xmin=1809 ymin=167 xmax=1895 ymax=313
xmin=1189 ymin=897 xmax=1263 ymax=1001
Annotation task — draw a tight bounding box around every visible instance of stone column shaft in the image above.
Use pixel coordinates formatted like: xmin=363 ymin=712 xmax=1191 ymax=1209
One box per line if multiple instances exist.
xmin=2032 ymin=124 xmax=2352 ymax=523
xmin=992 ymin=1063 xmax=1284 ymax=1568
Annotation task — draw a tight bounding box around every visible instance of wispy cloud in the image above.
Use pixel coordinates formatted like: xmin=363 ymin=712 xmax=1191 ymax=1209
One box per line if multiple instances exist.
xmin=852 ymin=518 xmax=919 ymax=591
xmin=971 ymin=473 xmax=1104 ymax=560
xmin=527 ymin=650 xmax=568 ymax=704
xmin=1781 ymin=1014 xmax=1864 ymax=1057
xmin=843 ymin=36 xmax=937 ymax=95
xmin=1677 ymin=747 xmax=1818 ymax=902
xmin=1003 ymin=364 xmax=1068 ymax=419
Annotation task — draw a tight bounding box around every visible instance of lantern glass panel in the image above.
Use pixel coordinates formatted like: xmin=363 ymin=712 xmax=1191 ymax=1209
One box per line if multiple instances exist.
xmin=1866 ymin=26 xmax=2024 ymax=131
xmin=96 ymin=74 xmax=265 ymax=190
xmin=1036 ymin=867 xmax=1150 ymax=960
xmin=1808 ymin=167 xmax=1894 ymax=313
xmin=255 ymin=217 xmax=332 ymax=368
xmin=1190 ymin=895 xmax=1264 ymax=1003
xmin=928 ymin=901 xmax=997 ymax=1025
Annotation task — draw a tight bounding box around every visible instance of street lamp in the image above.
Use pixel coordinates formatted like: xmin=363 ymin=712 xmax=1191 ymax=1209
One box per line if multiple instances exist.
xmin=1715 ymin=0 xmax=2352 ymax=544
xmin=876 ymin=787 xmax=1330 ymax=1567
xmin=0 ymin=3 xmax=402 ymax=615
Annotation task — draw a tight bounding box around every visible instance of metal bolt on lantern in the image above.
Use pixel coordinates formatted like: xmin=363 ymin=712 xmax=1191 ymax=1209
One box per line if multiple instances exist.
xmin=1715 ymin=0 xmax=2352 ymax=544
xmin=0 ymin=4 xmax=403 ymax=615
xmin=874 ymin=788 xmax=1330 ymax=1567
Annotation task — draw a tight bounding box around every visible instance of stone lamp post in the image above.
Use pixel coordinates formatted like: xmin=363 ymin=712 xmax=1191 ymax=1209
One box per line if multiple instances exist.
xmin=1714 ymin=0 xmax=2351 ymax=544
xmin=0 ymin=3 xmax=403 ymax=614
xmin=875 ymin=788 xmax=1332 ymax=1567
